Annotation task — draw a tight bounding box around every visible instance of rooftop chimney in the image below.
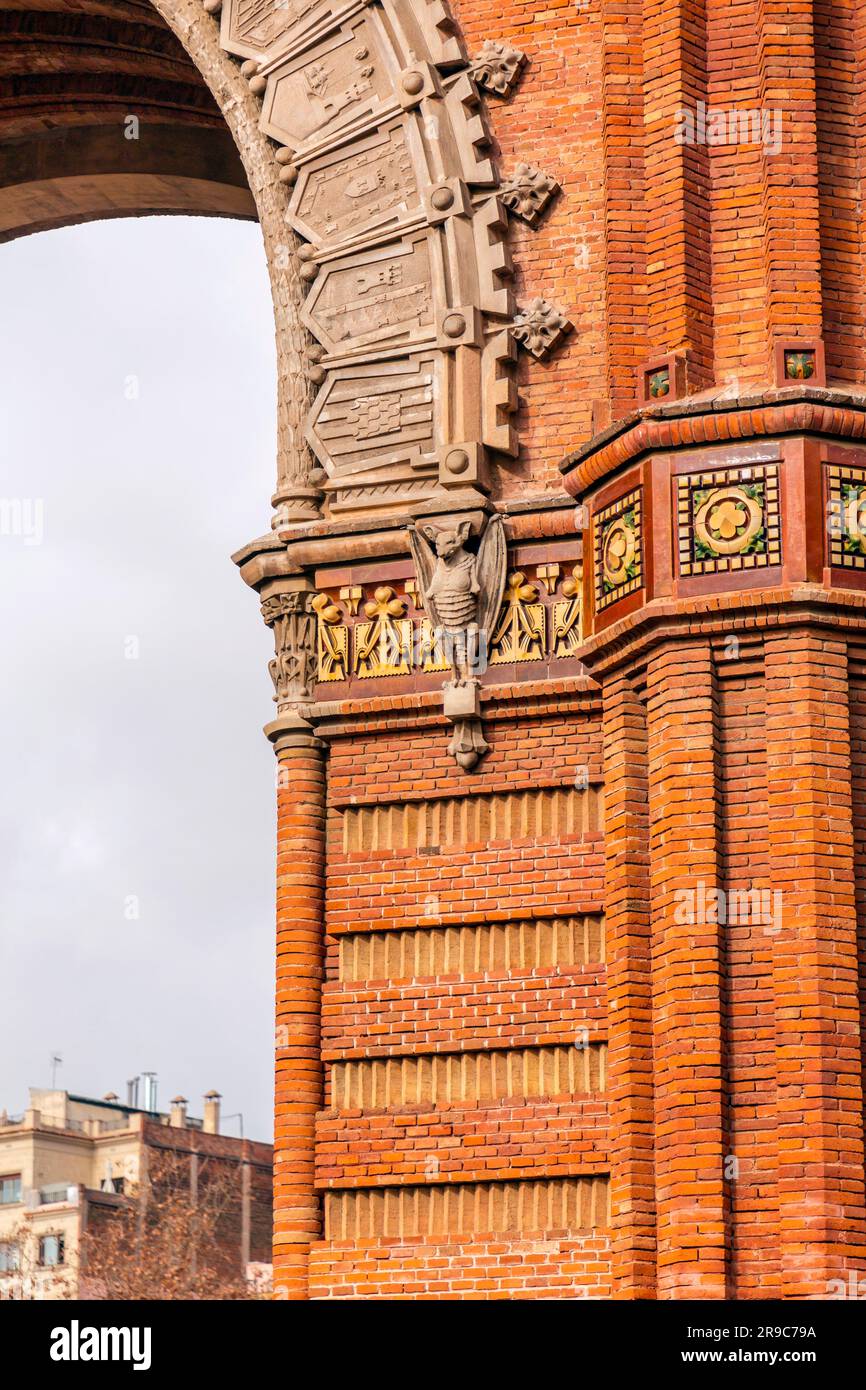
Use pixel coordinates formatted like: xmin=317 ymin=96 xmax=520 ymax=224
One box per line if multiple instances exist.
xmin=141 ymin=1073 xmax=158 ymax=1114
xmin=203 ymin=1090 xmax=221 ymax=1135
xmin=170 ymin=1096 xmax=188 ymax=1129
xmin=103 ymin=1092 xmax=118 ymax=1104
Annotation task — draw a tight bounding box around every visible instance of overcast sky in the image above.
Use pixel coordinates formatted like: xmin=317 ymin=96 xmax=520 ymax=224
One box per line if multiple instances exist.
xmin=0 ymin=216 xmax=279 ymax=1139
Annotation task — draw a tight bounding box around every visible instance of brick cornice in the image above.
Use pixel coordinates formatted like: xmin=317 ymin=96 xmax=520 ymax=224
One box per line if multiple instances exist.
xmin=560 ymin=387 xmax=866 ymax=495
xmin=307 ymin=674 xmax=601 ymax=742
xmin=575 ymin=583 xmax=866 ymax=678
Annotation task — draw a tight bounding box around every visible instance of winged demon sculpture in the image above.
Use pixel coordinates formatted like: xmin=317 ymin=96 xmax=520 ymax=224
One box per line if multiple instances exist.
xmin=407 ymin=514 xmax=507 ymax=769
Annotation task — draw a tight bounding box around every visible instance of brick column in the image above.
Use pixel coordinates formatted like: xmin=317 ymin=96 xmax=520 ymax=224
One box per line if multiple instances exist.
xmin=647 ymin=641 xmax=727 ymax=1298
xmin=765 ymin=630 xmax=866 ymax=1297
xmin=271 ymin=714 xmax=327 ymax=1301
xmin=602 ymin=670 xmax=656 ymax=1297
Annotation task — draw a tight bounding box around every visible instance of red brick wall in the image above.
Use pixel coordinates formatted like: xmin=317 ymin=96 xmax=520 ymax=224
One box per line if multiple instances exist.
xmin=309 ymin=1234 xmax=611 ymax=1299
xmin=311 ymin=695 xmax=612 ymax=1297
xmin=273 ymin=729 xmax=327 ymax=1300
xmin=603 ymin=671 xmax=654 ymax=1298
xmin=706 ymin=0 xmax=766 ymax=381
xmin=765 ymin=630 xmax=865 ymax=1296
xmin=451 ymin=0 xmax=607 ymax=489
xmin=443 ymin=1 xmax=866 ymax=493
xmin=716 ymin=645 xmax=778 ymax=1298
xmin=289 ymin=618 xmax=866 ymax=1297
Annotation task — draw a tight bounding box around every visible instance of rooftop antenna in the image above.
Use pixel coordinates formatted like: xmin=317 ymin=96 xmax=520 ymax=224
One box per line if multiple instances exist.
xmin=222 ymin=1111 xmax=244 ymax=1140
xmin=50 ymin=1054 xmax=62 ymax=1089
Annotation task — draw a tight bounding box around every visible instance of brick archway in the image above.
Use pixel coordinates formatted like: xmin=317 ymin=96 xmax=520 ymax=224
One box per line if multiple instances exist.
xmin=0 ymin=1 xmax=255 ymax=241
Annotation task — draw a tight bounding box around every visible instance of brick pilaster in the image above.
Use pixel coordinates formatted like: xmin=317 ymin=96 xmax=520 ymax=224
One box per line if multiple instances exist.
xmin=765 ymin=630 xmax=866 ymax=1297
xmin=647 ymin=642 xmax=727 ymax=1298
xmin=272 ymin=717 xmax=327 ymax=1301
xmin=757 ymin=0 xmax=823 ymax=366
xmin=643 ymin=0 xmax=712 ymax=386
xmin=601 ymin=0 xmax=646 ymax=417
xmin=603 ymin=671 xmax=656 ymax=1297
xmin=815 ymin=0 xmax=866 ymax=385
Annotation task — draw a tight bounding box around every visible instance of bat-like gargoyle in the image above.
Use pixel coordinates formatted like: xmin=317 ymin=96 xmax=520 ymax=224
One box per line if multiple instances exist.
xmin=408 ymin=514 xmax=506 ymax=682
xmin=408 ymin=514 xmax=507 ymax=768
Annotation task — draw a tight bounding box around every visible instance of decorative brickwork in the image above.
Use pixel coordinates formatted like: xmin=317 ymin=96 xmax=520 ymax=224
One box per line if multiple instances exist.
xmin=676 ymin=464 xmax=781 ymax=578
xmin=828 ymin=463 xmax=866 ymax=571
xmin=593 ymin=489 xmax=643 ymax=612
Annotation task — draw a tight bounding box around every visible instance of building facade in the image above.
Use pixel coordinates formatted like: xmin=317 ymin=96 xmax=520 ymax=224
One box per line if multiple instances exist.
xmin=0 ymin=1089 xmax=272 ymax=1298
xmin=4 ymin=0 xmax=866 ymax=1300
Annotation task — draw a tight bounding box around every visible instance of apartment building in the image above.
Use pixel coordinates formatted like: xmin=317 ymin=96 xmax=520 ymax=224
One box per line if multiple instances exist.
xmin=0 ymin=1086 xmax=272 ymax=1299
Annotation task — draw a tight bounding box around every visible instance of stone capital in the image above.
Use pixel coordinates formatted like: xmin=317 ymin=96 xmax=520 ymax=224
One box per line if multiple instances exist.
xmin=260 ymin=581 xmax=319 ymax=718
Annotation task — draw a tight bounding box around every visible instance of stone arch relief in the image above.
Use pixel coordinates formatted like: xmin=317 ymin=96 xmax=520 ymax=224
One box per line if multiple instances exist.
xmin=204 ymin=0 xmax=569 ymax=524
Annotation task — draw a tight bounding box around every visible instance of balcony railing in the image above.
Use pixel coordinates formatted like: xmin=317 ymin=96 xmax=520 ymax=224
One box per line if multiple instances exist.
xmin=37 ymin=1184 xmax=77 ymax=1206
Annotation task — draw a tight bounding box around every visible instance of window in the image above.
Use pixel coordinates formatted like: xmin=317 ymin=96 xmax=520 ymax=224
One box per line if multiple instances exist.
xmin=99 ymin=1176 xmax=124 ymax=1194
xmin=0 ymin=1242 xmax=19 ymax=1273
xmin=38 ymin=1234 xmax=64 ymax=1267
xmin=0 ymin=1175 xmax=21 ymax=1205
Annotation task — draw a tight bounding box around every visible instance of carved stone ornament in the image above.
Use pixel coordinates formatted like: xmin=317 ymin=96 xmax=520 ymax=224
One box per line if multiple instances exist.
xmin=489 ymin=571 xmax=546 ymax=663
xmin=552 ymin=564 xmax=583 ymax=658
xmin=356 ymin=586 xmax=413 ymax=678
xmin=313 ymin=591 xmax=349 ymax=682
xmin=407 ymin=513 xmax=507 ymax=770
xmin=468 ymin=39 xmax=527 ymax=96
xmin=512 ymin=297 xmax=573 ymax=359
xmin=209 ymin=0 xmax=576 ymax=522
xmin=500 ymin=163 xmax=560 ymax=226
xmin=261 ymin=590 xmax=319 ymax=710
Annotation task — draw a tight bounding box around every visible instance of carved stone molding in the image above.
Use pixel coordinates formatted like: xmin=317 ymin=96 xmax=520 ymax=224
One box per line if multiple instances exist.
xmin=302 ymin=543 xmax=585 ymax=692
xmin=204 ymin=0 xmax=567 ymax=525
xmin=313 ymin=591 xmax=349 ymax=682
xmin=356 ymin=586 xmax=412 ymax=678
